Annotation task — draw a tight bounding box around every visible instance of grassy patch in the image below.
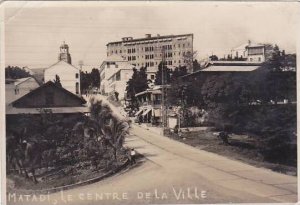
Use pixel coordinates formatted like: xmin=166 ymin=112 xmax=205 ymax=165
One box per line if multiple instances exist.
xmin=166 ymin=130 xmax=297 ymax=176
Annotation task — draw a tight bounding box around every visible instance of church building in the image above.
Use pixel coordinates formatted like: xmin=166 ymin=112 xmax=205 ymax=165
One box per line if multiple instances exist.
xmin=44 ymin=42 xmax=81 ymax=95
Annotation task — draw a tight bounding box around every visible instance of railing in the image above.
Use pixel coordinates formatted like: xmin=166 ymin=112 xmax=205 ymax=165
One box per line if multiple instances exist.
xmin=140 ymin=100 xmax=162 ymax=106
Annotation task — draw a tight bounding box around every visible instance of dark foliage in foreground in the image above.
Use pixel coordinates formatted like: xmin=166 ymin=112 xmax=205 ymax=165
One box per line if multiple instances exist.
xmin=6 ymin=99 xmax=130 ymax=184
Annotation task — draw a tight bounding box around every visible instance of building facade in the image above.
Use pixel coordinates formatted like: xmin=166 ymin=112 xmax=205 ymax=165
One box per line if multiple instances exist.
xmin=135 ymin=86 xmax=163 ymax=124
xmin=106 ymin=34 xmax=194 ymax=73
xmin=45 ymin=43 xmax=81 ymax=95
xmin=231 ymin=40 xmax=268 ymax=62
xmin=5 ymin=77 xmax=40 ymax=105
xmin=99 ymin=55 xmax=134 ymax=100
xmin=106 ymin=68 xmax=134 ymax=101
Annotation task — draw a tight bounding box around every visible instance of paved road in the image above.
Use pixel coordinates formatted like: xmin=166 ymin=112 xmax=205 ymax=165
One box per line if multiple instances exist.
xmin=7 ymin=95 xmax=298 ymax=204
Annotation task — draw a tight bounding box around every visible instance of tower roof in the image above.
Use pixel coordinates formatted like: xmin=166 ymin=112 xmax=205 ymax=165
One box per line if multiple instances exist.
xmin=60 ymin=41 xmax=69 ymax=49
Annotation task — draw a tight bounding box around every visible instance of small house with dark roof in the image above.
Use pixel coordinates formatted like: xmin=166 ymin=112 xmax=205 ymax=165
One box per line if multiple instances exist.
xmin=181 ymin=61 xmax=263 ymax=83
xmin=7 ymin=81 xmax=88 ymax=115
xmin=5 ymin=76 xmax=40 ymax=106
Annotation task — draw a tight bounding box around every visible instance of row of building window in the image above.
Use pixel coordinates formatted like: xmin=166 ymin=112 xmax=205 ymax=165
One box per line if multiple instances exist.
xmin=248 ymin=47 xmax=264 ymax=55
xmin=110 ymin=50 xmax=122 ymax=55
xmin=108 ymin=43 xmax=191 ymax=55
xmin=145 ymin=46 xmax=154 ymax=52
xmin=128 ymin=56 xmax=136 ymax=61
xmin=145 ymin=62 xmax=155 ymax=67
xmin=106 ymin=62 xmax=118 ymax=68
xmin=135 ymin=59 xmax=182 ymax=67
xmin=128 ymin=48 xmax=136 ymax=54
xmin=163 ymin=52 xmax=173 ymax=58
xmin=126 ymin=51 xmax=188 ymax=61
xmin=162 ymin=45 xmax=172 ymax=50
xmin=145 ymin=54 xmax=154 ymax=59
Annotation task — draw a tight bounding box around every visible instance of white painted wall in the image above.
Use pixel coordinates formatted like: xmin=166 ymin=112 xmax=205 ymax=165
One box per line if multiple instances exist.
xmin=44 ymin=61 xmax=80 ymax=94
xmin=108 ymin=69 xmax=133 ymax=100
xmin=100 ymin=59 xmax=134 ymax=97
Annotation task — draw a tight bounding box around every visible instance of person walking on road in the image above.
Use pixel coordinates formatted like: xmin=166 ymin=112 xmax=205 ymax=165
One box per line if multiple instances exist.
xmin=130 ymin=148 xmax=136 ymax=165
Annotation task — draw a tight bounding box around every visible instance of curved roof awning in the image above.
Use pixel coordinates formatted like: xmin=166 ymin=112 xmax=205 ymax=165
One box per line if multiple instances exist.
xmin=135 ymin=109 xmax=144 ymax=116
xmin=142 ymin=108 xmax=152 ymax=116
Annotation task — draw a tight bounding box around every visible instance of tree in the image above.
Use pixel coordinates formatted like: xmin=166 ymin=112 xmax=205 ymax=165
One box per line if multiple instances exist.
xmin=257 ymin=45 xmax=297 ymax=103
xmin=171 ymin=66 xmax=188 ymax=82
xmin=200 ymin=73 xmax=242 ymax=127
xmin=80 ymin=68 xmax=100 ymax=93
xmin=73 ymin=98 xmax=129 ymax=163
xmin=209 ymin=55 xmax=218 ymax=61
xmin=53 ymin=75 xmax=62 ymax=87
xmin=101 ymin=117 xmax=129 ymax=161
xmin=88 ymin=98 xmax=129 ymax=161
xmin=5 ymin=66 xmax=31 ymax=79
xmin=80 ymin=71 xmax=90 ymax=93
xmin=183 ymin=51 xmax=197 ymax=72
xmin=227 ymin=54 xmax=232 ymax=60
xmin=126 ymin=67 xmax=149 ymax=110
xmin=154 ymin=62 xmax=172 ymax=85
xmin=90 ymin=68 xmax=100 ymax=88
xmin=192 ymin=60 xmax=201 ymax=72
xmin=268 ymin=44 xmax=282 ymax=71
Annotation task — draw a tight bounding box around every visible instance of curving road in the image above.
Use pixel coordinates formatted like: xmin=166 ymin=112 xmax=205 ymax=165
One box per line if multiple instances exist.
xmin=7 ymin=95 xmax=298 ymax=204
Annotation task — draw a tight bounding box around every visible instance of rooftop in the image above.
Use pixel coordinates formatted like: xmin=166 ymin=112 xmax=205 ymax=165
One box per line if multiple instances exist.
xmin=200 ymin=65 xmax=260 ymax=72
xmin=210 ymin=61 xmax=263 ymax=66
xmin=60 ymin=41 xmax=69 ymax=48
xmin=182 ymin=61 xmax=262 ymax=78
xmin=107 ymin=33 xmax=193 ymax=46
xmin=45 ymin=60 xmax=80 ymax=71
xmin=135 ymin=85 xmax=170 ymax=97
xmin=6 ymin=106 xmax=89 ymax=115
xmin=233 ymin=41 xmax=265 ymax=50
xmin=11 ymin=81 xmax=86 ymax=107
xmin=14 ymin=77 xmax=34 ymax=86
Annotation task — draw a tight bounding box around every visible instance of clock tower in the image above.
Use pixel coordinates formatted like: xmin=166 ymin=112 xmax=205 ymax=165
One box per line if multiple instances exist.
xmin=58 ymin=41 xmax=72 ymax=64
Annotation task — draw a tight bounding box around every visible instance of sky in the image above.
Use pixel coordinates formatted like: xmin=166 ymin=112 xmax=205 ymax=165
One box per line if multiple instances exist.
xmin=3 ymin=1 xmax=299 ymax=71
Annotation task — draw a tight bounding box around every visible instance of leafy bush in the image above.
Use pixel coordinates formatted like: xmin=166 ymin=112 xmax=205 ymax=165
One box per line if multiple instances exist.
xmin=6 ymin=99 xmax=130 ymax=179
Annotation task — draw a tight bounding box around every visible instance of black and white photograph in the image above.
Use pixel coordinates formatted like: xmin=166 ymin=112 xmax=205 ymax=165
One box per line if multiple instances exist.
xmin=1 ymin=1 xmax=298 ymax=204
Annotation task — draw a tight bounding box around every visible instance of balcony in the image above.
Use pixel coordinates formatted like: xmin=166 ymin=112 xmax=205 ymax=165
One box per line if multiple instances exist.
xmin=139 ymin=100 xmax=162 ymax=108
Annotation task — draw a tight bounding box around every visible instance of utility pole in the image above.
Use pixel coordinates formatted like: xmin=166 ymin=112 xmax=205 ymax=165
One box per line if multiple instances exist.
xmin=161 ymin=46 xmax=166 ymax=133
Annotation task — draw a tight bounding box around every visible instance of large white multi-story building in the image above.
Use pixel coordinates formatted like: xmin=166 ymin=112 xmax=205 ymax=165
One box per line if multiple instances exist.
xmin=99 ymin=55 xmax=134 ymax=100
xmin=106 ymin=33 xmax=194 ymax=74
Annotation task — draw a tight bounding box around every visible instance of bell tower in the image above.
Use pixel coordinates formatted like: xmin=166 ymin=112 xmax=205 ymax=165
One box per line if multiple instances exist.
xmin=58 ymin=41 xmax=72 ymax=64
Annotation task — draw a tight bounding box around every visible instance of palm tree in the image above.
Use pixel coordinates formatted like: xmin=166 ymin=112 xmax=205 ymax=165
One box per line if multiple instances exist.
xmin=73 ymin=98 xmax=129 ymax=162
xmin=89 ymin=98 xmax=129 ymax=161
xmin=89 ymin=98 xmax=113 ymax=127
xmin=101 ymin=117 xmax=129 ymax=161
